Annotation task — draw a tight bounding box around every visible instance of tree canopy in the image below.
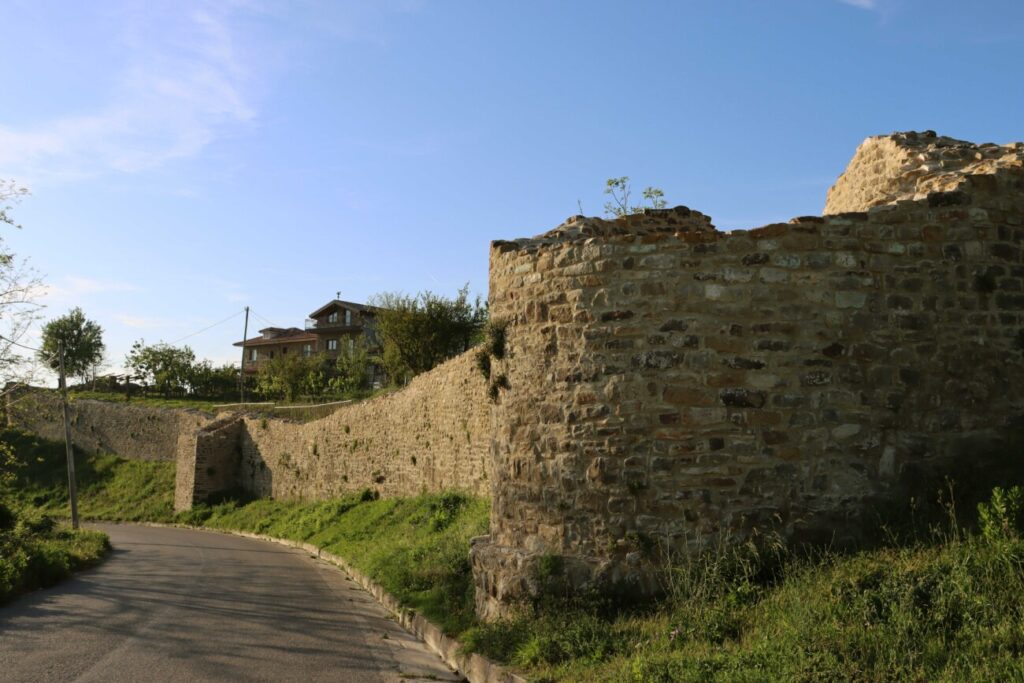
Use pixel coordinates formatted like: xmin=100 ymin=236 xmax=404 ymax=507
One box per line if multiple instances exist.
xmin=255 ymin=352 xmax=328 ymax=402
xmin=370 ymin=285 xmax=486 ymax=385
xmin=38 ymin=307 xmax=105 ymax=383
xmin=125 ymin=341 xmax=197 ymax=397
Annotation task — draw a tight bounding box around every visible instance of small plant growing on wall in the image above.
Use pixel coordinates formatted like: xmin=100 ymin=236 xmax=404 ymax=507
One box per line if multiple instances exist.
xmin=474 ymin=318 xmax=511 ymax=402
xmin=475 ymin=349 xmax=492 ymax=380
xmin=484 ymin=318 xmax=508 ymax=360
xmin=488 ymin=373 xmax=511 ymax=403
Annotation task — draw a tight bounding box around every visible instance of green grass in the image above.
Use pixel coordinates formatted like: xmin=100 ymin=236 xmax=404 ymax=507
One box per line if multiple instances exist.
xmin=460 ymin=498 xmax=1024 ymax=683
xmin=1 ymin=428 xmax=176 ymax=522
xmin=68 ymin=390 xmax=224 ymax=413
xmin=0 ymin=501 xmax=110 ymax=604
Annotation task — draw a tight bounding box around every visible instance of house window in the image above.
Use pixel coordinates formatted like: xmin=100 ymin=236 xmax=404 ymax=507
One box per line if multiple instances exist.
xmin=347 ymin=337 xmax=355 ymax=352
xmin=327 ymin=339 xmax=338 ymax=351
xmin=302 ymin=344 xmax=312 ymax=357
xmin=282 ymin=347 xmax=288 ymax=354
xmin=344 ymin=309 xmax=352 ymax=325
xmin=269 ymin=351 xmax=275 ymax=359
xmin=328 ymin=311 xmax=338 ymax=323
xmin=249 ymin=349 xmax=257 ymax=361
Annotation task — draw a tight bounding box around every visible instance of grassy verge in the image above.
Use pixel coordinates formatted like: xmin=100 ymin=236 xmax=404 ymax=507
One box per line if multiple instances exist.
xmin=0 ymin=501 xmax=110 ymax=604
xmin=1 ymin=429 xmax=176 ymax=522
xmin=181 ymin=492 xmax=489 ymax=634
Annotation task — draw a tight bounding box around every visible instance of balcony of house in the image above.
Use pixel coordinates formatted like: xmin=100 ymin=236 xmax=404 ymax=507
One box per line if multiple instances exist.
xmin=304 ymin=318 xmax=362 ymax=333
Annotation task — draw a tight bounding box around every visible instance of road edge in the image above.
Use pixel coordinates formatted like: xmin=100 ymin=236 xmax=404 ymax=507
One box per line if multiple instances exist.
xmin=103 ymin=521 xmax=528 ymax=683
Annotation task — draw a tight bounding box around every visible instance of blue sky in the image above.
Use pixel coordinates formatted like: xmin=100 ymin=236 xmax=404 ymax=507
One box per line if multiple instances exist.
xmin=2 ymin=0 xmax=1022 ymax=376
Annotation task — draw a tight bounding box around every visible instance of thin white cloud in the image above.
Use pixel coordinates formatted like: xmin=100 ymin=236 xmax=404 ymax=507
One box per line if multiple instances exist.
xmin=839 ymin=0 xmax=877 ymax=9
xmin=42 ymin=276 xmax=140 ymax=305
xmin=0 ymin=4 xmax=255 ymax=181
xmin=113 ymin=314 xmax=186 ymax=330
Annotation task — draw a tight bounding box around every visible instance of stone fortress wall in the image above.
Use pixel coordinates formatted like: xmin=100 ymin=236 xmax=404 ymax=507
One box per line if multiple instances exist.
xmin=6 ymin=348 xmax=491 ymax=512
xmin=180 ymin=349 xmax=492 ymax=510
xmin=9 ymin=131 xmax=1024 ymax=621
xmin=5 ymin=391 xmax=214 ymax=463
xmin=470 ymin=131 xmax=1024 ymax=618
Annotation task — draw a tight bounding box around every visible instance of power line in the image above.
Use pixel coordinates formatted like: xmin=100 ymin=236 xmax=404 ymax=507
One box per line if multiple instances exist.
xmin=167 ymin=309 xmax=246 ymax=345
xmin=249 ymin=309 xmax=278 ymax=329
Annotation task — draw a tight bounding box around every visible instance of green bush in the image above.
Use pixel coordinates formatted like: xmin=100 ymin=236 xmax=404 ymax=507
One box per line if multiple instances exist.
xmin=0 ymin=503 xmax=109 ymax=604
xmin=978 ymin=485 xmax=1024 ymax=541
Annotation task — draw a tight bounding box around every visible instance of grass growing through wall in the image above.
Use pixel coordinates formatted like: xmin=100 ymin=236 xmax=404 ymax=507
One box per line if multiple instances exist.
xmin=1 ymin=428 xmax=176 ymax=522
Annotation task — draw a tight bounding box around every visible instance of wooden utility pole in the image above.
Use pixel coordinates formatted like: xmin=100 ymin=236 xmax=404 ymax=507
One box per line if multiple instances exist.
xmin=58 ymin=340 xmax=80 ymax=530
xmin=239 ymin=306 xmax=250 ymax=404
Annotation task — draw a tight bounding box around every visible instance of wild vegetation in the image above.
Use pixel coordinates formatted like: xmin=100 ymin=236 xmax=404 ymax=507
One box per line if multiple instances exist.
xmin=462 ymin=497 xmax=1024 ymax=682
xmin=0 ymin=501 xmax=109 ymax=604
xmin=0 ymin=431 xmax=110 ymax=604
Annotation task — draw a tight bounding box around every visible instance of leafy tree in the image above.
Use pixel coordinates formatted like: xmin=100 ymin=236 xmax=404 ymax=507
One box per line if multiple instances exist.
xmin=370 ymin=285 xmax=487 ymax=385
xmin=38 ymin=307 xmax=105 ymax=383
xmin=331 ymin=338 xmax=370 ymax=396
xmin=188 ymin=361 xmax=239 ymax=399
xmin=603 ymin=176 xmax=667 ymax=217
xmin=125 ymin=341 xmax=196 ymax=397
xmin=0 ymin=180 xmax=43 ymax=382
xmin=256 ymin=352 xmax=326 ymax=402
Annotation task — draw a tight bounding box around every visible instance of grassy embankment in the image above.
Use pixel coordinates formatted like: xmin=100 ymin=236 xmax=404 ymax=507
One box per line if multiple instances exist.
xmin=5 ymin=427 xmax=1024 ymax=681
xmin=67 ymin=389 xmax=225 ymax=413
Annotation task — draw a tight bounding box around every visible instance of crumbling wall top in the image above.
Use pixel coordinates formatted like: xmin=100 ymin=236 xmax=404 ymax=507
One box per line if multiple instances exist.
xmin=824 ymin=130 xmax=1023 ymax=215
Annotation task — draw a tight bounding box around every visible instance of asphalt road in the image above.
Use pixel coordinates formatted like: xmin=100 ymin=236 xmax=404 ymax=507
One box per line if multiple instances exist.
xmin=0 ymin=524 xmax=463 ymax=682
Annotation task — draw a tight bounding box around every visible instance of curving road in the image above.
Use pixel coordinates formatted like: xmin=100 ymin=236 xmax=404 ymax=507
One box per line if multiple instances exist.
xmin=0 ymin=524 xmax=463 ymax=682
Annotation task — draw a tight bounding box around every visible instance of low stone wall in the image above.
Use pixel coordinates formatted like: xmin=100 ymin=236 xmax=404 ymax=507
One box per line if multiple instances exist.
xmin=171 ymin=348 xmax=491 ymax=510
xmin=8 ymin=350 xmax=491 ymax=514
xmin=232 ymin=349 xmax=491 ymax=502
xmin=5 ymin=391 xmax=214 ymax=462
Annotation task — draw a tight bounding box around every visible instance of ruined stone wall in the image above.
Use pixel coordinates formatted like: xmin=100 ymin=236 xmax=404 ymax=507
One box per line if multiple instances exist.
xmin=169 ymin=348 xmax=491 ymax=510
xmin=6 ymin=391 xmax=214 ymax=462
xmin=471 ymin=135 xmax=1024 ymax=618
xmin=174 ymin=415 xmax=245 ymax=511
xmin=232 ymin=350 xmax=491 ymax=502
xmin=825 ymin=130 xmax=1024 ymax=214
xmin=8 ymin=349 xmax=490 ymax=513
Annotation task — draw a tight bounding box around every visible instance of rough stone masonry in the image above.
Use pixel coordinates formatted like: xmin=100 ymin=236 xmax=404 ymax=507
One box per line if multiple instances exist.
xmin=470 ymin=131 xmax=1024 ymax=619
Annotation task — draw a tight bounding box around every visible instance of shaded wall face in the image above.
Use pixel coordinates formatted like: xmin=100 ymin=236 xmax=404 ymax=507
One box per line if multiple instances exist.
xmin=478 ymin=182 xmax=1024 ymax=616
xmin=233 ymin=349 xmax=492 ymax=501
